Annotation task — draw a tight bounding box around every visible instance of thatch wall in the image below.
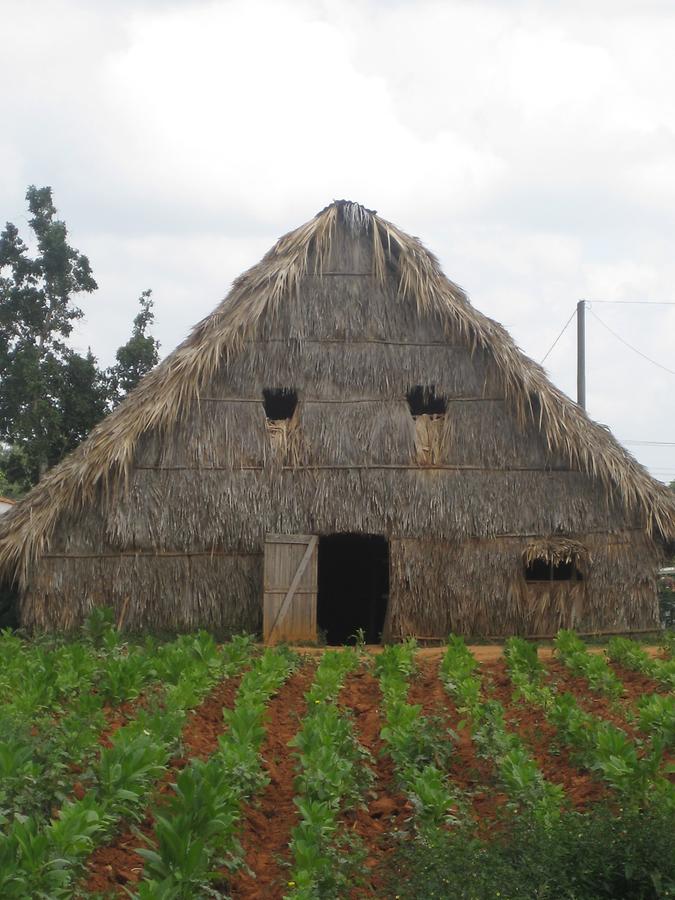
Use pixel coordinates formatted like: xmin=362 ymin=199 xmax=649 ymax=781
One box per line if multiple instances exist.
xmin=388 ymin=531 xmax=659 ymax=639
xmin=22 ymin=528 xmax=658 ymax=638
xmin=3 ymin=200 xmax=673 ymax=636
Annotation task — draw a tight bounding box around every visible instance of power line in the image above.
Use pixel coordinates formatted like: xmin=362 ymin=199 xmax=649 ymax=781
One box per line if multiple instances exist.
xmin=589 ymin=300 xmax=675 ymax=306
xmin=587 ymin=308 xmax=675 ymax=376
xmin=540 ymin=308 xmax=576 ymax=364
xmin=622 ymin=440 xmax=675 ymax=447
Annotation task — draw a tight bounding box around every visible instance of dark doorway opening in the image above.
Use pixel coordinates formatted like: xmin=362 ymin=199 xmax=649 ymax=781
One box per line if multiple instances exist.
xmin=0 ymin=579 xmax=19 ymax=630
xmin=318 ymin=533 xmax=389 ymax=645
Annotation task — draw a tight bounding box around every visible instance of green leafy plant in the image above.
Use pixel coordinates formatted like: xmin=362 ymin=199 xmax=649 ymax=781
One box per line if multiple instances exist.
xmin=608 ymin=636 xmax=675 ymax=691
xmin=385 ymin=801 xmax=675 ymax=900
xmin=442 ymin=636 xmax=562 ymax=823
xmin=555 ymin=630 xmax=623 ymax=698
xmin=136 ymin=644 xmax=296 ymax=899
xmin=636 ymin=694 xmax=675 ymax=747
xmin=0 ymin=634 xmax=253 ymax=898
xmin=287 ymin=650 xmax=373 ymax=899
xmin=504 ymin=641 xmax=675 ymax=805
xmin=375 ymin=641 xmax=460 ymax=830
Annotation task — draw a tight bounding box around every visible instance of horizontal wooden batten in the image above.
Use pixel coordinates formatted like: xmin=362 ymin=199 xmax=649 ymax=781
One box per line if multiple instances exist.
xmin=41 ymin=528 xmax=645 ymax=564
xmin=264 ymin=589 xmax=315 ymax=595
xmin=244 ymin=338 xmax=464 ymax=347
xmin=134 ymin=463 xmax=573 ymax=473
xmin=412 ymin=627 xmax=662 ymax=642
xmin=42 ymin=550 xmax=262 ymax=560
xmin=197 ymin=396 xmax=505 ymax=404
xmin=393 ymin=528 xmax=644 ymax=541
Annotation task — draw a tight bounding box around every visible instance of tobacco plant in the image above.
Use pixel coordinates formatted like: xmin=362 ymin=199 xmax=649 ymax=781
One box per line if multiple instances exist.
xmin=504 ymin=637 xmax=675 ymax=805
xmin=136 ymin=644 xmax=297 ymax=899
xmin=635 ymin=694 xmax=675 ymax=748
xmin=554 ymin=630 xmax=623 ymax=698
xmin=0 ymin=633 xmax=253 ymax=898
xmin=608 ymin=636 xmax=675 ymax=691
xmin=375 ymin=641 xmax=459 ymax=829
xmin=287 ymin=650 xmax=373 ymax=899
xmin=441 ymin=636 xmax=563 ymax=823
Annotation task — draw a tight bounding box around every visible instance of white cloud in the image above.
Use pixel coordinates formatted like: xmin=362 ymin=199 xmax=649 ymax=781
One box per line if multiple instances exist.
xmin=1 ymin=0 xmax=674 ymax=482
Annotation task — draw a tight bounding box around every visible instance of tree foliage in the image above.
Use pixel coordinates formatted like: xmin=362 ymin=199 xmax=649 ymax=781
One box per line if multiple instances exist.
xmin=0 ymin=186 xmax=159 ymax=495
xmin=0 ymin=186 xmax=103 ymax=485
xmin=108 ymin=290 xmax=160 ymax=403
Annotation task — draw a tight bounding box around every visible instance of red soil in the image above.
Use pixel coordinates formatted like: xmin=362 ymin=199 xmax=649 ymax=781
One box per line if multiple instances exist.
xmin=78 ymin=649 xmax=667 ymax=894
xmin=338 ymin=664 xmax=412 ymax=898
xmin=63 ymin=691 xmax=157 ymax=805
xmin=228 ymin=664 xmax=316 ymax=899
xmin=97 ymin=698 xmax=146 ymax=750
xmin=83 ymin=673 xmax=243 ymax=896
xmin=408 ymin=658 xmax=508 ymax=827
xmin=608 ymin=661 xmax=667 ymax=697
xmin=483 ymin=660 xmax=606 ymax=809
xmin=544 ymin=660 xmax=640 ymax=739
xmin=545 ymin=660 xmax=675 ymax=782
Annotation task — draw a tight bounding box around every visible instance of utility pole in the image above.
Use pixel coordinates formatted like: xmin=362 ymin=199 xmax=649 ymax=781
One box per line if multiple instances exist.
xmin=577 ymin=299 xmax=586 ymax=410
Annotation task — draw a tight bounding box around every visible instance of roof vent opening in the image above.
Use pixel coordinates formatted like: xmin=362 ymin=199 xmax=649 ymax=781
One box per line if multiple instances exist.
xmin=406 ymin=385 xmax=446 ymax=418
xmin=263 ymin=388 xmax=298 ymax=421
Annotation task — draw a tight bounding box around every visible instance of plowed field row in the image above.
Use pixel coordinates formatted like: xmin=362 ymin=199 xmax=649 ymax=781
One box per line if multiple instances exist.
xmin=1 ymin=631 xmax=672 ymax=899
xmin=86 ymin=654 xmax=672 ymax=896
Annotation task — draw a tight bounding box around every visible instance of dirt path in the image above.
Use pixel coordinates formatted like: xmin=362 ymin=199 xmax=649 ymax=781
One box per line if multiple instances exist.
xmin=483 ymin=660 xmax=606 ymax=809
xmin=228 ymin=663 xmax=316 ymax=900
xmin=84 ymin=673 xmax=243 ymax=896
xmin=293 ymin=645 xmax=664 ymax=663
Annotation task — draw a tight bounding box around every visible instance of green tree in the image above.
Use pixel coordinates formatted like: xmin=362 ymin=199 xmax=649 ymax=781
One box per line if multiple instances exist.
xmin=0 ymin=447 xmax=30 ymax=498
xmin=108 ymin=289 xmax=160 ymax=404
xmin=0 ymin=186 xmax=103 ymax=486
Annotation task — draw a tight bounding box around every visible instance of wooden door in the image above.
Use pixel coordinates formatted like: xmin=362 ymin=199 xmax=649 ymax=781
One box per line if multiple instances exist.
xmin=263 ymin=534 xmax=318 ymax=644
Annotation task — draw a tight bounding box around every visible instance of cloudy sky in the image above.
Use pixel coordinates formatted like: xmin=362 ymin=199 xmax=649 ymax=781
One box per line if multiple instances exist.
xmin=2 ymin=0 xmax=674 ymax=482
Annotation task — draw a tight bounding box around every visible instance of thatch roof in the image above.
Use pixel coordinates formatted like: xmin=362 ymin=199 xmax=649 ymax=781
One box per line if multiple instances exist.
xmin=1 ymin=200 xmax=674 ymax=586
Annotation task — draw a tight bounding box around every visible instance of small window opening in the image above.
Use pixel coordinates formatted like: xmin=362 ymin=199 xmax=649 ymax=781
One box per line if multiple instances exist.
xmin=263 ymin=388 xmax=297 ymax=421
xmin=406 ymin=385 xmax=446 ymax=417
xmin=524 ymin=558 xmax=582 ymax=582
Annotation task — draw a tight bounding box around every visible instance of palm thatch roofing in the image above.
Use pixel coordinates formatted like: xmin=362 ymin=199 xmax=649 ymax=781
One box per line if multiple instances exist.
xmin=1 ymin=199 xmax=674 ymax=589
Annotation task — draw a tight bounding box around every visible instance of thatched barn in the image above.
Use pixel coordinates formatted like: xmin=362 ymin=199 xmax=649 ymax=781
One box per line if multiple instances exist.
xmin=1 ymin=200 xmax=674 ymax=642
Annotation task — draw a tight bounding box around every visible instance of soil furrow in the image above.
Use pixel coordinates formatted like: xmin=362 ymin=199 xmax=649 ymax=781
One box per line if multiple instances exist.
xmin=544 ymin=660 xmax=640 ymax=739
xmin=228 ymin=663 xmax=316 ymax=900
xmin=607 ymin=660 xmax=667 ymax=697
xmin=337 ymin=661 xmax=411 ymax=898
xmin=67 ymin=687 xmax=167 ymax=805
xmin=83 ymin=673 xmax=243 ymax=896
xmin=408 ymin=657 xmax=507 ymax=828
xmin=483 ymin=660 xmax=606 ymax=808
